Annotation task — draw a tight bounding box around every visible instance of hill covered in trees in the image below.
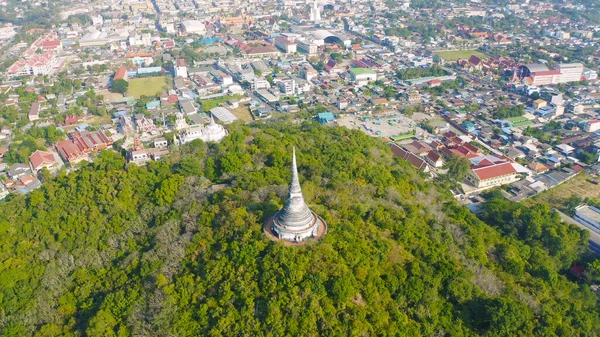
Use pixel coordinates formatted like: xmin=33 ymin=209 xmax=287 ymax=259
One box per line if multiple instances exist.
xmin=0 ymin=121 xmax=599 ymax=336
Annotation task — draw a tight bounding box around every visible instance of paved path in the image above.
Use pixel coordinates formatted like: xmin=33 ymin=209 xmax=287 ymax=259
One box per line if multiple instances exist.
xmin=555 ymin=209 xmax=600 ymax=255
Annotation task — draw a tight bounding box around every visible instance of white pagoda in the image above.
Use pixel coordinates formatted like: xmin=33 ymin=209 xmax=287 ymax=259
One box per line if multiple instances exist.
xmin=264 ymin=148 xmax=327 ymax=243
xmin=179 ymin=113 xmax=228 ymax=144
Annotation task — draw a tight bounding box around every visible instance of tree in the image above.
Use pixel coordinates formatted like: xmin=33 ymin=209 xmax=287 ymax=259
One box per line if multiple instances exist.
xmin=110 ymin=79 xmax=129 ymax=95
xmin=577 ymin=151 xmax=599 ymax=165
xmin=445 ymin=155 xmax=471 ymax=181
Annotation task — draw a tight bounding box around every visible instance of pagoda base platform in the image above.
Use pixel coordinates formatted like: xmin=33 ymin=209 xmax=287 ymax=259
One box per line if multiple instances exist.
xmin=263 ymin=215 xmax=327 ymax=246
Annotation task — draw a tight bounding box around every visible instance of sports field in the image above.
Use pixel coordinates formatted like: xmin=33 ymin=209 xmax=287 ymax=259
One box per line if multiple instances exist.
xmin=505 ymin=116 xmax=533 ymax=127
xmin=434 ymin=50 xmax=488 ymax=62
xmin=128 ymin=76 xmax=167 ymax=98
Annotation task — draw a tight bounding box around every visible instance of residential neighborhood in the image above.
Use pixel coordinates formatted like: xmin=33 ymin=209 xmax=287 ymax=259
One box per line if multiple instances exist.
xmin=0 ymin=0 xmax=599 ymax=205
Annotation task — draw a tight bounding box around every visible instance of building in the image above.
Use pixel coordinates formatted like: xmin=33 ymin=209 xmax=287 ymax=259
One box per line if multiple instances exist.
xmin=555 ymin=63 xmax=583 ymax=83
xmin=297 ymin=39 xmax=318 ymax=55
xmin=209 ymin=107 xmax=238 ymax=124
xmin=264 ymin=148 xmax=327 ymax=243
xmin=317 ymin=112 xmax=336 ymax=124
xmin=181 ymin=20 xmax=206 ymax=35
xmin=6 ymin=32 xmax=62 ymax=78
xmin=128 ymin=136 xmax=149 ymax=165
xmin=309 ymin=0 xmax=322 ymax=22
xmin=274 ymin=37 xmax=297 ymax=54
xmin=29 ymin=102 xmax=40 ymax=121
xmin=175 ymin=59 xmax=188 ymax=78
xmin=466 ymin=162 xmax=519 ymax=188
xmin=114 ymin=67 xmax=128 ymax=81
xmin=584 ymin=120 xmax=600 ymax=133
xmin=56 ymin=130 xmax=113 ymax=163
xmin=389 ymin=143 xmax=431 ymax=173
xmin=154 ymin=137 xmax=168 ymax=148
xmin=179 ymin=114 xmax=229 ymax=143
xmin=349 ymin=68 xmax=377 ymax=86
xmin=519 ymin=63 xmax=584 ymax=86
xmin=55 ymin=140 xmax=86 ymax=163
xmin=278 ymin=78 xmax=296 ymax=95
xmin=574 ymin=205 xmax=600 ymax=232
xmin=29 ymin=150 xmax=57 ymax=172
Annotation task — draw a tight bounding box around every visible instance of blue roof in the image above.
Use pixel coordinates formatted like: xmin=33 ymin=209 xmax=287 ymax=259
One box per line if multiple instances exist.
xmin=317 ymin=112 xmax=336 ymax=123
xmin=146 ymin=101 xmax=161 ymax=108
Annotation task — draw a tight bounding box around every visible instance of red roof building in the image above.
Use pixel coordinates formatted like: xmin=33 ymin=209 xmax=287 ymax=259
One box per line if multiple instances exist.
xmin=56 ymin=131 xmax=113 ymax=163
xmin=56 ymin=140 xmax=85 ymax=163
xmin=466 ymin=162 xmax=518 ymax=188
xmin=114 ymin=66 xmax=128 ymax=81
xmin=29 ymin=150 xmax=57 ymax=171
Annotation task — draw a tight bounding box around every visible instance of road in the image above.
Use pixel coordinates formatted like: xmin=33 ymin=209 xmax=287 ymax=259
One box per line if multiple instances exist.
xmin=555 ymin=209 xmax=600 ymax=255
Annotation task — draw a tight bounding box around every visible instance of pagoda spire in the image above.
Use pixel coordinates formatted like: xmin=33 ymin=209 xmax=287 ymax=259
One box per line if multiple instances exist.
xmin=209 ymin=111 xmax=216 ymax=125
xmin=290 ymin=147 xmax=303 ymax=197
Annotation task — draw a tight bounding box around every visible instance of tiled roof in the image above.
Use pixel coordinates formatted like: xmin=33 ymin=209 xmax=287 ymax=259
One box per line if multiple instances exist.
xmin=472 ymin=162 xmax=516 ymax=181
xmin=390 ymin=143 xmax=429 ymax=171
xmin=29 ymin=150 xmax=55 ymax=169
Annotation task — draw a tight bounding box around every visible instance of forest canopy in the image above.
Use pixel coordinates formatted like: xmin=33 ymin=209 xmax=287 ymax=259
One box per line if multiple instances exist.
xmin=0 ymin=121 xmax=598 ymax=336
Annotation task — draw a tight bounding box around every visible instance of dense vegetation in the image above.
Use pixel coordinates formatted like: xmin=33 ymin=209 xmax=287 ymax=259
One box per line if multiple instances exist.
xmin=492 ymin=105 xmax=525 ymax=119
xmin=397 ymin=65 xmax=449 ymax=80
xmin=0 ymin=122 xmax=599 ymax=336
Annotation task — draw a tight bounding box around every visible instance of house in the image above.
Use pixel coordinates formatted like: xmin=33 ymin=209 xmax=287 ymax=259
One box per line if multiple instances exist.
xmin=555 ymin=144 xmax=575 ymax=156
xmin=584 ymin=120 xmax=600 ymax=133
xmin=425 ymin=151 xmax=444 ymax=168
xmin=533 ymin=99 xmax=547 ymax=109
xmin=466 ymin=162 xmax=519 ymax=188
xmin=317 ymin=112 xmax=336 ymax=124
xmin=403 ymin=141 xmax=433 ymax=156
xmin=29 ymin=150 xmax=57 ymax=172
xmin=527 ymin=162 xmax=550 ymax=175
xmin=7 ymin=163 xmax=32 ymax=179
xmin=154 ymin=137 xmax=168 ymax=148
xmin=29 ymin=102 xmax=40 ymax=121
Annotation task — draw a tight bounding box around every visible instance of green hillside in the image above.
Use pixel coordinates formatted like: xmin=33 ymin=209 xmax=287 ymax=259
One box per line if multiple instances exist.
xmin=0 ymin=122 xmax=599 ymax=336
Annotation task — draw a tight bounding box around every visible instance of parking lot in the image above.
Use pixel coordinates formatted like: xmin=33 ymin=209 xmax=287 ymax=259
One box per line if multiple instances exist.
xmin=336 ymin=112 xmax=432 ymax=138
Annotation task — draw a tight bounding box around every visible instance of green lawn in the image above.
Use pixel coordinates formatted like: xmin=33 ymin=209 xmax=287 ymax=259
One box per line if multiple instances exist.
xmin=199 ymin=94 xmax=244 ymax=112
xmin=128 ymin=76 xmax=168 ymax=99
xmin=434 ymin=50 xmax=488 ymax=62
xmin=512 ymin=120 xmax=534 ymax=127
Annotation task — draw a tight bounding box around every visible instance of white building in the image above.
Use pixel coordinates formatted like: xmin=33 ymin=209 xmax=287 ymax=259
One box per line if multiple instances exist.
xmin=92 ymin=15 xmax=104 ymax=26
xmin=296 ymin=39 xmax=318 ymax=55
xmin=584 ymin=120 xmax=600 ymax=133
xmin=309 ymin=0 xmax=321 ymax=22
xmin=175 ymin=59 xmax=188 ymax=78
xmin=555 ymin=63 xmax=583 ymax=83
xmin=181 ymin=20 xmax=206 ymax=35
xmin=179 ymin=114 xmax=229 ymax=143
xmin=274 ymin=37 xmax=297 ymax=54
